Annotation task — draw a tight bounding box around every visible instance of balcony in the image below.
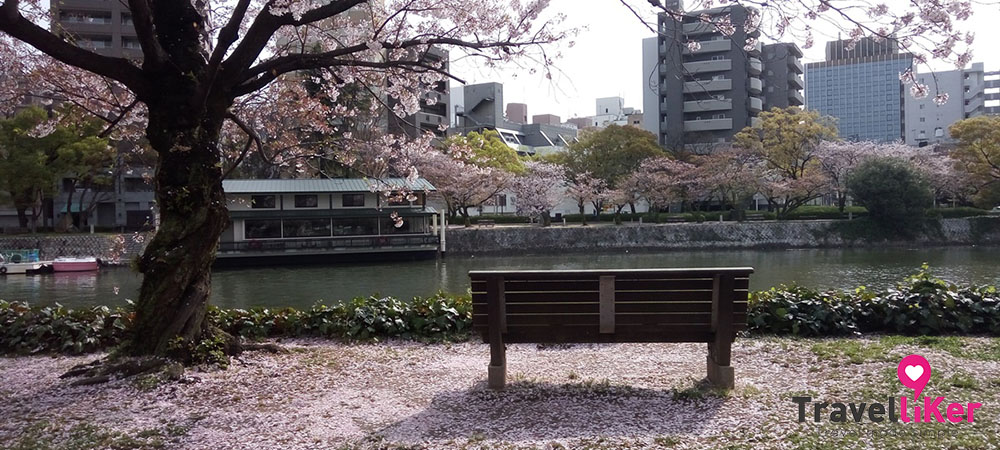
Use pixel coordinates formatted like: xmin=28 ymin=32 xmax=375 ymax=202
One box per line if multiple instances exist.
xmin=789 ymin=90 xmax=804 ymax=106
xmin=749 ymin=58 xmax=762 ymax=75
xmin=750 ymin=97 xmax=763 ymax=112
xmin=789 ymin=58 xmax=804 ymax=74
xmin=683 ymin=78 xmax=732 ymax=93
xmin=749 ymin=77 xmax=762 ymax=94
xmin=683 ymin=99 xmax=733 ymax=113
xmin=682 ymin=59 xmax=732 ymax=74
xmin=684 ymin=118 xmax=733 ymax=132
xmin=789 ymin=74 xmax=804 ymax=89
xmin=682 ymin=21 xmax=716 ymax=35
xmin=683 ymin=39 xmax=731 ymax=54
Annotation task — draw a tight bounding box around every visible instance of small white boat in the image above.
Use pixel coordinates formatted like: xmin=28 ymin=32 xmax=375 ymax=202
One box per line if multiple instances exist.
xmin=0 ymin=261 xmax=43 ymax=275
xmin=52 ymin=257 xmax=100 ymax=272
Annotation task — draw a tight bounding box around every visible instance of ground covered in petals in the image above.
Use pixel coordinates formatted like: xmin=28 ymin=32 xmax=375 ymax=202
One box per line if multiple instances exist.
xmin=1 ymin=336 xmax=999 ymax=449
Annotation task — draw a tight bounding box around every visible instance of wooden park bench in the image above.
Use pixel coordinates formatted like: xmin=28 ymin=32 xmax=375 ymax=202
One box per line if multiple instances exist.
xmin=662 ymin=216 xmax=687 ymax=223
xmin=744 ymin=213 xmax=766 ymax=221
xmin=470 ymin=268 xmax=753 ymax=390
xmin=477 ymin=219 xmax=496 ymax=228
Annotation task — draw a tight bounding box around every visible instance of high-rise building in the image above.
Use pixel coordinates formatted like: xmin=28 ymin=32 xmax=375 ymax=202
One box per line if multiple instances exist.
xmin=51 ymin=0 xmax=142 ymax=59
xmin=805 ymin=38 xmax=914 ymax=142
xmin=761 ymin=43 xmax=805 ymax=110
xmin=903 ymin=63 xmax=1000 ymax=146
xmin=649 ymin=5 xmax=766 ymax=151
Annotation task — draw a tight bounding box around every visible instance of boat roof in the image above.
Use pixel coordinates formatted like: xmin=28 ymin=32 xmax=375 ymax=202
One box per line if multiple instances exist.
xmin=222 ymin=178 xmax=436 ymax=194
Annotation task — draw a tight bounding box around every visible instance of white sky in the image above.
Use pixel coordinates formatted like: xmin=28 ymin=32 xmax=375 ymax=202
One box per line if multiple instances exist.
xmin=449 ymin=0 xmax=1000 ymax=121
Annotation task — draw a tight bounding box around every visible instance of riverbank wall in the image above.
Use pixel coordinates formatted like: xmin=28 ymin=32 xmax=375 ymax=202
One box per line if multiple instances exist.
xmin=0 ymin=233 xmax=148 ymax=265
xmin=445 ymin=217 xmax=1000 ymax=255
xmin=2 ymin=217 xmax=998 ymax=262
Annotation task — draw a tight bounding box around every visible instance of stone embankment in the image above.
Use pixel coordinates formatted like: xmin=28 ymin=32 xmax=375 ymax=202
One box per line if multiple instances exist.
xmin=445 ymin=217 xmax=1000 ymax=255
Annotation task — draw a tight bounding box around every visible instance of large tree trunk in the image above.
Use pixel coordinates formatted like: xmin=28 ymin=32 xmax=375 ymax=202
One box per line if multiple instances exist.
xmin=128 ymin=97 xmax=231 ymax=357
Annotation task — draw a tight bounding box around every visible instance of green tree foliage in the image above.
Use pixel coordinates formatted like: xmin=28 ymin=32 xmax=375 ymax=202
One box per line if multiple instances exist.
xmin=559 ymin=125 xmax=665 ymax=190
xmin=734 ymin=107 xmax=838 ymax=218
xmin=949 ymin=116 xmax=1000 ymax=207
xmin=847 ymin=157 xmax=933 ymax=231
xmin=441 ymin=129 xmax=525 ymax=174
xmin=0 ymin=107 xmax=112 ymax=231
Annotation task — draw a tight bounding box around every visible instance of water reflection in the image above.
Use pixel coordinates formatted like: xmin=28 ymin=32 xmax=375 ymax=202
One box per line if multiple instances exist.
xmin=1 ymin=246 xmax=997 ymax=309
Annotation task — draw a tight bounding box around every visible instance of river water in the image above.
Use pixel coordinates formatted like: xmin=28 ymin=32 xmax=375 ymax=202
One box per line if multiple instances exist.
xmin=2 ymin=246 xmax=998 ymax=309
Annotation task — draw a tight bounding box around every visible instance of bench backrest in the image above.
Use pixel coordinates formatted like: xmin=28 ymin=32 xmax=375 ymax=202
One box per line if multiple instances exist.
xmin=470 ymin=268 xmax=753 ymax=344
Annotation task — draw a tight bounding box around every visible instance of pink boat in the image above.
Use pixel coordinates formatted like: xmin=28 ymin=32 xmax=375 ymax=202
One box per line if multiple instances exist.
xmin=52 ymin=257 xmax=99 ymax=272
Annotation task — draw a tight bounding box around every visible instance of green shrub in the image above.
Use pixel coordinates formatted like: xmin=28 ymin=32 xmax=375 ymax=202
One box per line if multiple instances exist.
xmin=1 ymin=293 xmax=473 ymax=355
xmin=0 ymin=300 xmax=131 ymax=354
xmin=748 ymin=265 xmax=1000 ymax=336
xmin=847 ymin=157 xmax=933 ymax=232
xmin=782 ymin=206 xmax=868 ymax=220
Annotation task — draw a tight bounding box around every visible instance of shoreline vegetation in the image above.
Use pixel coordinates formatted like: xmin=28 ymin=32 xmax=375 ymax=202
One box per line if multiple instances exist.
xmin=2 ymin=265 xmax=998 ymax=358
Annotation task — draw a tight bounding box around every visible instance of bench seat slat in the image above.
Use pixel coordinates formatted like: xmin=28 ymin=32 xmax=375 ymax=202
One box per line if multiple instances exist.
xmin=471 ymin=301 xmax=749 ymax=315
xmin=471 ymin=312 xmax=747 ymax=327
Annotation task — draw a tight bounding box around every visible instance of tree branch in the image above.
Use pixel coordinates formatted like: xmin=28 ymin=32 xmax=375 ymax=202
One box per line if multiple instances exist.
xmin=0 ymin=0 xmax=149 ymax=97
xmin=220 ymin=0 xmax=368 ymax=80
xmin=127 ymin=0 xmax=166 ymax=68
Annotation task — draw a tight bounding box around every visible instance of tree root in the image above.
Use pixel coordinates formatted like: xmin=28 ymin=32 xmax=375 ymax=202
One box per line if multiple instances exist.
xmin=60 ymin=356 xmax=182 ymax=386
xmin=59 ymin=338 xmax=288 ymax=385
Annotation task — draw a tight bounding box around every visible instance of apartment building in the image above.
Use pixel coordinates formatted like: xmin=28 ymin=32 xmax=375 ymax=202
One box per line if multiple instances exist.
xmin=903 ymin=63 xmax=1000 ymax=146
xmin=50 ymin=0 xmax=142 ymax=59
xmin=805 ymin=38 xmax=914 ymax=142
xmin=649 ymin=5 xmax=766 ymax=152
xmin=761 ymin=43 xmax=805 ymax=110
xmin=387 ymin=47 xmax=452 ymax=139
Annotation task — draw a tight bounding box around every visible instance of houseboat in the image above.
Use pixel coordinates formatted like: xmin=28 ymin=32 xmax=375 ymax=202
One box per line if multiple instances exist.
xmin=218 ymin=178 xmax=442 ymax=266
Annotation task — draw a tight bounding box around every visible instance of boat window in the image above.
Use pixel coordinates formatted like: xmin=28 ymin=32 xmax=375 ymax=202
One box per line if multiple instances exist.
xmin=245 ymin=219 xmax=282 ymax=239
xmin=251 ymin=195 xmax=276 ymax=209
xmin=333 ymin=218 xmax=377 ymax=236
xmin=283 ymin=219 xmax=332 ymax=237
xmin=342 ymin=193 xmax=365 ymax=207
xmin=294 ymin=195 xmax=319 ymax=208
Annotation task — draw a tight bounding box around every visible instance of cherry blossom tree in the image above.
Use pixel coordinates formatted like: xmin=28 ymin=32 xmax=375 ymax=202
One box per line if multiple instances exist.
xmin=511 ymin=161 xmax=564 ymax=226
xmin=414 ymin=149 xmax=508 ymax=227
xmin=692 ymin=146 xmax=763 ymax=218
xmin=0 ymin=0 xmax=568 ymax=362
xmin=564 ymin=172 xmax=606 ymax=226
xmin=630 ymin=156 xmax=698 ymax=214
xmin=816 ymin=140 xmax=874 ymax=213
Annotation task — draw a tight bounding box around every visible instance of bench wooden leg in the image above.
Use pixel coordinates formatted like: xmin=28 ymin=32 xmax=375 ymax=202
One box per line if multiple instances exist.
xmin=487 ymin=275 xmax=506 ymax=390
xmin=707 ymin=343 xmax=734 ymax=389
xmin=488 ymin=360 xmax=506 ymax=390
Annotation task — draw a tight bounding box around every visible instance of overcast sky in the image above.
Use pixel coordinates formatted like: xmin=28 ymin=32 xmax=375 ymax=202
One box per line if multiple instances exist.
xmin=449 ymin=0 xmax=1000 ymax=122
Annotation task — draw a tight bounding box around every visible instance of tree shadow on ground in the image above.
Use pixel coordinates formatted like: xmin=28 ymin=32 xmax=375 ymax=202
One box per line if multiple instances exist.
xmin=374 ymin=377 xmax=729 ymax=445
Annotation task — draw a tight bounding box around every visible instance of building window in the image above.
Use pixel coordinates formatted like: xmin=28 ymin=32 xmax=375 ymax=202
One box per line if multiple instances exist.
xmin=919 ymin=104 xmax=924 ymax=109
xmin=333 ymin=218 xmax=377 ymax=236
xmin=282 ymin=219 xmax=332 ymax=238
xmin=251 ymin=195 xmax=276 ymax=209
xmin=294 ymin=195 xmax=318 ymax=208
xmin=919 ymin=117 xmax=926 ymax=122
xmin=497 ymin=194 xmax=507 ymax=207
xmin=342 ymin=193 xmax=365 ymax=207
xmin=245 ymin=220 xmax=282 ymax=239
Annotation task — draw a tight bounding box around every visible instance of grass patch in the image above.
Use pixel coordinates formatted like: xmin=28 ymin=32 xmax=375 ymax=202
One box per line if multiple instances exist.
xmin=6 ymin=421 xmax=168 ymax=450
xmin=810 ymin=339 xmax=898 ymax=365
